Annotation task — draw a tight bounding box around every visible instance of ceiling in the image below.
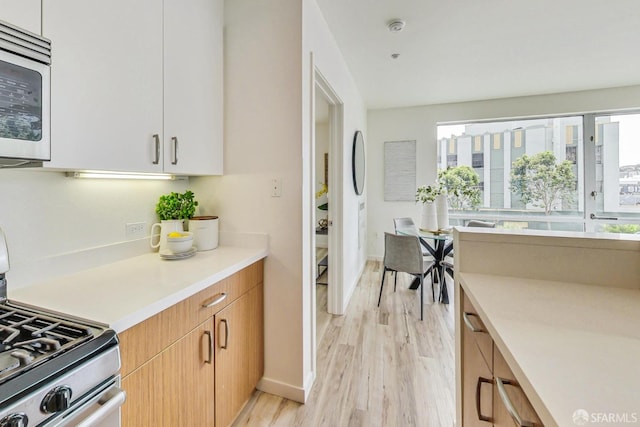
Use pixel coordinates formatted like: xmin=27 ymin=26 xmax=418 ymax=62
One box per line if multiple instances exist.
xmin=315 ymin=0 xmax=640 ymax=109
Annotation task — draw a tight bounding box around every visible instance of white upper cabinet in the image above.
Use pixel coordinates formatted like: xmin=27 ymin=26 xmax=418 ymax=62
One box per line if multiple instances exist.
xmin=43 ymin=0 xmax=164 ymax=173
xmin=163 ymin=0 xmax=223 ymax=175
xmin=42 ymin=0 xmax=223 ymax=175
xmin=0 ymin=0 xmax=41 ymax=34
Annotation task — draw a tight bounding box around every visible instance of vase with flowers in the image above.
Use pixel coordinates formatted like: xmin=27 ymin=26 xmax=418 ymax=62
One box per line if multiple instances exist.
xmin=416 ymin=184 xmax=441 ymax=231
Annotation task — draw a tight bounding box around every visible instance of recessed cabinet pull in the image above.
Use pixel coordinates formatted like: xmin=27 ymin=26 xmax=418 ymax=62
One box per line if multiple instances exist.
xmin=152 ymin=134 xmax=160 ymax=165
xmin=203 ymin=330 xmax=213 ymax=364
xmin=171 ymin=136 xmax=178 ymax=165
xmin=475 ymin=377 xmax=492 ymax=423
xmin=202 ymin=293 xmax=227 ymax=308
xmin=220 ymin=319 xmax=229 ymax=349
xmin=463 ymin=312 xmax=486 ymax=333
xmin=495 ymin=377 xmax=534 ymax=427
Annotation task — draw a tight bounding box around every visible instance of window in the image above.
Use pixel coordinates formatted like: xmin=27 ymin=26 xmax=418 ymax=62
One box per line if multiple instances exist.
xmin=437 ymin=112 xmax=640 ymax=233
xmin=472 ymin=153 xmax=484 ymax=168
xmin=566 ymin=146 xmax=577 ymax=164
xmin=437 ymin=116 xmax=584 ymax=232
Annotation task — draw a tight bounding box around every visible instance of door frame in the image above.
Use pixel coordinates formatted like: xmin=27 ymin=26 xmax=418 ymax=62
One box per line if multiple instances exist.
xmin=310 ymin=65 xmax=344 ymax=377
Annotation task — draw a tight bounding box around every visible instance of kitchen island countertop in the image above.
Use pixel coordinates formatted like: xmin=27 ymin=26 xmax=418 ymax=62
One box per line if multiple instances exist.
xmin=10 ymin=243 xmax=267 ymax=333
xmin=460 ymin=272 xmax=640 ymax=427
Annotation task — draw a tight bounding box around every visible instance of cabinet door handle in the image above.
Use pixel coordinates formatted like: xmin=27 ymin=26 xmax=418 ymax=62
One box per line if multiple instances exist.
xmin=220 ymin=319 xmax=229 ymax=349
xmin=152 ymin=134 xmax=160 ymax=165
xmin=202 ymin=293 xmax=227 ymax=308
xmin=495 ymin=377 xmax=534 ymax=427
xmin=171 ymin=136 xmax=178 ymax=165
xmin=475 ymin=377 xmax=492 ymax=423
xmin=463 ymin=312 xmax=486 ymax=333
xmin=203 ymin=330 xmax=213 ymax=364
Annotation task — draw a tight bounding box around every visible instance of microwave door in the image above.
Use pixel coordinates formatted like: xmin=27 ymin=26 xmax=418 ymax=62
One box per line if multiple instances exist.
xmin=0 ymin=49 xmax=50 ymax=161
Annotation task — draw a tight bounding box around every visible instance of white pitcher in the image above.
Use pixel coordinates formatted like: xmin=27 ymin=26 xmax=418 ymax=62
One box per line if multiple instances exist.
xmin=150 ymin=220 xmax=184 ymax=252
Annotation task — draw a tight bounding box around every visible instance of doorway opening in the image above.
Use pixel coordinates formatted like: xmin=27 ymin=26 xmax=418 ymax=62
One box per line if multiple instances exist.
xmin=311 ymin=69 xmax=344 ymax=371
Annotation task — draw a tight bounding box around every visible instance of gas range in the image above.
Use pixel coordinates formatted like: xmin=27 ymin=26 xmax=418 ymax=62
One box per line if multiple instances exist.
xmin=0 ymin=227 xmax=123 ymax=427
xmin=0 ymin=300 xmax=122 ymax=427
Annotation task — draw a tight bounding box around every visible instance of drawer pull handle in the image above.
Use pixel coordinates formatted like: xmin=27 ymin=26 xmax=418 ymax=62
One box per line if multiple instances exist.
xmin=203 ymin=330 xmax=213 ymax=364
xmin=495 ymin=377 xmax=534 ymax=427
xmin=202 ymin=293 xmax=227 ymax=308
xmin=220 ymin=319 xmax=229 ymax=349
xmin=463 ymin=312 xmax=486 ymax=333
xmin=475 ymin=377 xmax=492 ymax=423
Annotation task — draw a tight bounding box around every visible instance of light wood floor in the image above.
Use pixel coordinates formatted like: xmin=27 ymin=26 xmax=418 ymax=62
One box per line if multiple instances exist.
xmin=233 ymin=260 xmax=456 ymax=427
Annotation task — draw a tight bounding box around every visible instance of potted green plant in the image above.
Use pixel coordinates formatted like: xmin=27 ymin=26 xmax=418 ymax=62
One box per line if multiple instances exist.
xmin=155 ymin=190 xmax=199 ymax=220
xmin=151 ymin=191 xmax=199 ymax=251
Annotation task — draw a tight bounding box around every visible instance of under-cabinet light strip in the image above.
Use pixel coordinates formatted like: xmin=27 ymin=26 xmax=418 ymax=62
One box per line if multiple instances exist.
xmin=67 ymin=171 xmax=184 ymax=180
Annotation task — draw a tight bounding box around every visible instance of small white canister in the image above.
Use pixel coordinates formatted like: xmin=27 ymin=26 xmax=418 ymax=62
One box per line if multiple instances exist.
xmin=188 ymin=216 xmax=219 ymax=251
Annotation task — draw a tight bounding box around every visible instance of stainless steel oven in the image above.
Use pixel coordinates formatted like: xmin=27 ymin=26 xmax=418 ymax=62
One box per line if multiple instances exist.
xmin=0 ymin=228 xmax=124 ymax=427
xmin=0 ymin=19 xmax=51 ymax=168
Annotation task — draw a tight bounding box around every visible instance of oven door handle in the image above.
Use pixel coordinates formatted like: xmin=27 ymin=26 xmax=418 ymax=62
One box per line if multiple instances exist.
xmin=74 ymin=387 xmax=126 ymax=427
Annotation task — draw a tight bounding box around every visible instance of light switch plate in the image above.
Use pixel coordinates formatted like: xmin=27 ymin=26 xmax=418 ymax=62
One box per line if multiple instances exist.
xmin=271 ymin=178 xmax=282 ymax=197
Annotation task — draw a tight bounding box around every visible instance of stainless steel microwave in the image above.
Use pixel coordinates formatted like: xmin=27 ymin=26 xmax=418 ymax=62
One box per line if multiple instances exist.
xmin=0 ymin=19 xmax=51 ymax=167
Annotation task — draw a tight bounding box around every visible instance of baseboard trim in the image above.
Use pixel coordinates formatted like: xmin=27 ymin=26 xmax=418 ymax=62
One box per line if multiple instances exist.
xmin=257 ymin=377 xmax=307 ymax=403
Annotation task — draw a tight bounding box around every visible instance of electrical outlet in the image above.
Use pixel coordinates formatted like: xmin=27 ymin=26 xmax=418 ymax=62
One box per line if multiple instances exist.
xmin=125 ymin=222 xmax=147 ymax=237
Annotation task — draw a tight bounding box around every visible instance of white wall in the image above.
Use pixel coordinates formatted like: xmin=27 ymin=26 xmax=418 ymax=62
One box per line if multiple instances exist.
xmin=367 ymin=85 xmax=640 ymax=259
xmin=303 ymin=0 xmax=367 ymax=310
xmin=192 ymin=0 xmax=306 ymax=401
xmin=191 ymin=0 xmax=366 ymax=403
xmin=0 ymin=169 xmax=188 ymax=285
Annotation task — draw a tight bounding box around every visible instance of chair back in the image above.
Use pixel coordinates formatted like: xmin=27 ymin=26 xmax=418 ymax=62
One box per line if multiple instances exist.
xmin=393 ymin=217 xmax=418 ymax=234
xmin=467 ymin=220 xmax=496 ymax=228
xmin=383 ymin=232 xmax=424 ymax=275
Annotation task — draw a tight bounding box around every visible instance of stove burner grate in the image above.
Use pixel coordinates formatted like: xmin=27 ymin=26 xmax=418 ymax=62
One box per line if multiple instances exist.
xmin=0 ymin=304 xmax=94 ymax=383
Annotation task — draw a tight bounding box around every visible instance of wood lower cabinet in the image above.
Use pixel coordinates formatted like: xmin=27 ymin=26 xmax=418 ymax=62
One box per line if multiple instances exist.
xmin=461 ymin=289 xmax=543 ymax=427
xmin=121 ymin=320 xmax=215 ymax=426
xmin=215 ymin=283 xmax=264 ymax=426
xmin=120 ymin=261 xmax=264 ymax=427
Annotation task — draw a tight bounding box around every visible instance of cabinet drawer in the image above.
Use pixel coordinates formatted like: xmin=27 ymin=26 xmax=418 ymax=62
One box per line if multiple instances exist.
xmin=462 ymin=292 xmax=493 ymax=371
xmin=192 ymin=260 xmax=263 ymax=324
xmin=493 ymin=344 xmax=543 ymax=427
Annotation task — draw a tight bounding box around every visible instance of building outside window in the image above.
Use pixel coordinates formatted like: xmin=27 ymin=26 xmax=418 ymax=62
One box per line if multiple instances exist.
xmin=436 ymin=113 xmax=640 ymax=233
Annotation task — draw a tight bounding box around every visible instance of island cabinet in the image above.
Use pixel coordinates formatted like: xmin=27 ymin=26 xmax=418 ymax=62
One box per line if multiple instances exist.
xmin=461 ymin=291 xmax=542 ymax=427
xmin=42 ymin=0 xmax=223 ymax=175
xmin=119 ymin=260 xmax=264 ymax=427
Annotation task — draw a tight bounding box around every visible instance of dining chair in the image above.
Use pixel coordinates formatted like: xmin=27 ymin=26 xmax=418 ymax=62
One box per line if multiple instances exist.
xmin=393 ymin=217 xmax=436 ymax=282
xmin=378 ymin=232 xmax=435 ymax=320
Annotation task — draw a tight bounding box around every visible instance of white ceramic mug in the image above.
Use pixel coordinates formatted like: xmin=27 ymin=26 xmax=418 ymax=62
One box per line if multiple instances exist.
xmin=150 ymin=220 xmax=184 ymax=252
xmin=188 ymin=216 xmax=219 ymax=251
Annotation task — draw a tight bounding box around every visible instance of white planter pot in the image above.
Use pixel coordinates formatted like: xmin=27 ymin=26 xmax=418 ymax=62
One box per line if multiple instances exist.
xmin=436 ymin=194 xmax=450 ymax=230
xmin=420 ymin=201 xmax=438 ymax=231
xmin=188 ymin=216 xmax=219 ymax=251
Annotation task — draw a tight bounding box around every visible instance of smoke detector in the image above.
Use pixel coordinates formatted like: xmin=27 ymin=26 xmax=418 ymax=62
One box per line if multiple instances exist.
xmin=387 ymin=19 xmax=406 ymax=33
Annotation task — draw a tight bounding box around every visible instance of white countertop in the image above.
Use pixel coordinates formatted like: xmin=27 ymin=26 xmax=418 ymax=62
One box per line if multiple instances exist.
xmin=460 ymin=273 xmax=640 ymax=427
xmin=9 ymin=244 xmax=268 ymax=333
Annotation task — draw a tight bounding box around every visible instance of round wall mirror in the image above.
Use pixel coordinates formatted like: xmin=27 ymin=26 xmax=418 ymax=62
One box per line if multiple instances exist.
xmin=352 ymin=130 xmax=365 ymax=195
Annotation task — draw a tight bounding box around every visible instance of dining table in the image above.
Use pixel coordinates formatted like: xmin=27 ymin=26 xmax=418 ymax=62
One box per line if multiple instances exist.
xmin=396 ymin=227 xmax=453 ymax=304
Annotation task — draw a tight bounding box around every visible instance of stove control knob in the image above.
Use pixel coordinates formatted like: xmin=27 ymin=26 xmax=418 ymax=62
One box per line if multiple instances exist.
xmin=0 ymin=413 xmax=28 ymax=427
xmin=41 ymin=385 xmax=73 ymax=413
